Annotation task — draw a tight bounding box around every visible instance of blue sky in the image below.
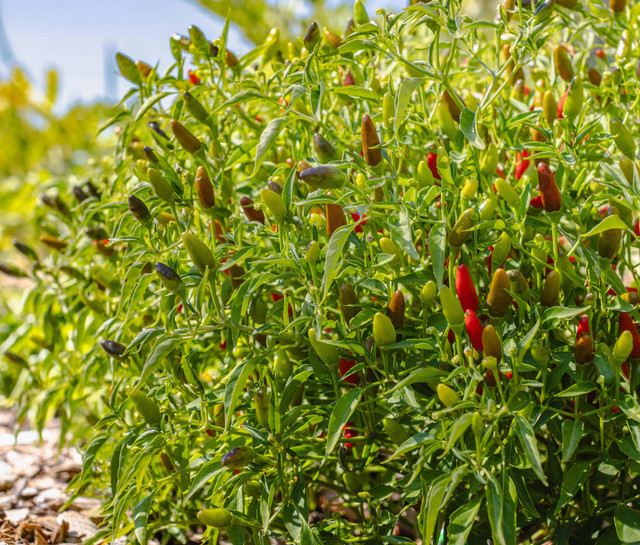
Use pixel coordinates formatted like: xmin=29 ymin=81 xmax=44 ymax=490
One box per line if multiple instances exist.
xmin=0 ymin=0 xmax=388 ymax=110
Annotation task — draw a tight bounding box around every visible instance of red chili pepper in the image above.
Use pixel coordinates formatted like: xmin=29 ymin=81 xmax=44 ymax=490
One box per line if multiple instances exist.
xmin=596 ymin=48 xmax=606 ymax=59
xmin=465 ymin=310 xmax=483 ymax=352
xmin=611 ymin=406 xmax=620 ymax=414
xmin=506 ymin=371 xmax=513 ymax=379
xmin=495 ymin=167 xmax=505 ymax=179
xmin=188 ymin=70 xmax=201 ymax=85
xmin=455 ymin=265 xmax=479 ymax=312
xmin=515 ymin=150 xmax=530 ymax=181
xmin=343 ymin=72 xmax=355 ymax=86
xmin=271 ymin=292 xmax=284 ymax=302
xmin=447 ymin=329 xmax=455 ymax=344
xmin=577 ymin=316 xmax=590 ymax=340
xmin=619 ymin=312 xmax=640 ymax=359
xmin=557 ymin=89 xmax=569 ymax=119
xmin=339 ymin=359 xmax=359 ymax=385
xmin=219 ymin=340 xmax=227 ymax=350
xmin=530 ymin=195 xmax=543 ymax=208
xmin=635 ymin=220 xmax=640 ymax=237
xmin=344 ymin=422 xmax=357 ymax=448
xmin=427 ymin=151 xmax=441 ymax=181
xmin=622 ymin=361 xmax=630 ymax=379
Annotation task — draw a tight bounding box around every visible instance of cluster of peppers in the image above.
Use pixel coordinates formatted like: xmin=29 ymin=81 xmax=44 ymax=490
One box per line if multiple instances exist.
xmin=3 ymin=0 xmax=640 ymax=542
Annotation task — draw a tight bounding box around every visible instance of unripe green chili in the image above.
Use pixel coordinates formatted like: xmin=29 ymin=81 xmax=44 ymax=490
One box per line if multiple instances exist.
xmin=482 ymin=324 xmax=502 ymax=362
xmin=494 ymin=178 xmax=519 ymax=206
xmin=300 ymin=166 xmax=346 ymax=190
xmin=440 ymin=286 xmax=465 ymax=330
xmin=383 ymin=418 xmax=410 ymax=446
xmin=198 ymin=508 xmax=234 ymax=528
xmin=373 ymin=312 xmax=396 ymax=347
xmin=507 ymin=270 xmax=530 ymax=300
xmin=305 ymin=240 xmax=320 ymax=263
xmin=449 ymin=208 xmax=476 ymax=247
xmin=479 ymin=143 xmax=498 ymax=176
xmin=221 ymin=446 xmax=254 ymax=468
xmin=479 ymin=196 xmax=498 ymax=221
xmin=553 ymin=46 xmax=574 ymax=82
xmin=437 ymin=384 xmax=460 ymax=407
xmin=128 ymin=389 xmax=162 ymax=426
xmin=562 ymin=77 xmax=583 ymax=120
xmin=254 ymin=390 xmax=270 ymax=430
xmin=540 ymin=271 xmax=561 ymax=307
xmin=308 ymin=328 xmax=340 ymax=365
xmin=492 ymin=232 xmax=512 ymax=269
xmin=416 ymin=160 xmax=434 ymax=186
xmin=613 ymin=330 xmax=634 ymax=362
xmin=610 ymin=118 xmax=635 ymax=160
xmin=147 ymin=168 xmax=174 ymax=203
xmin=531 ymin=342 xmax=549 ymax=366
xmin=598 ymin=206 xmax=622 ymax=260
xmin=181 ymin=232 xmax=215 ymax=274
xmin=339 ymin=283 xmax=361 ymax=324
xmin=313 ymin=133 xmax=338 ymax=163
xmin=420 ymin=281 xmax=437 ymax=307
xmin=260 ymin=188 xmax=287 ymax=219
xmin=471 ymin=413 xmax=483 ymax=436
xmin=543 ymin=90 xmax=557 ymax=125
xmin=182 ymin=91 xmax=209 ymax=123
xmin=379 ymin=237 xmax=401 ymax=262
xmin=487 ymin=268 xmax=511 ymax=317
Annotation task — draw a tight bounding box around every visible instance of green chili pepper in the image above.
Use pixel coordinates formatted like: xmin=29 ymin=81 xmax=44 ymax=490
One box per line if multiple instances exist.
xmin=440 ymin=286 xmax=465 ymax=330
xmin=553 ymin=46 xmax=574 ymax=82
xmin=540 ymin=271 xmax=561 ymax=307
xmin=420 ymin=280 xmax=437 ymax=307
xmin=487 ymin=268 xmax=511 ymax=317
xmin=170 ymin=119 xmax=202 ymax=153
xmin=471 ymin=413 xmax=483 ymax=436
xmin=254 ymin=390 xmax=270 ymax=430
xmin=198 ymin=508 xmax=234 ymax=528
xmin=383 ymin=418 xmax=410 ymax=446
xmin=613 ymin=330 xmax=633 ymax=362
xmin=182 ymin=232 xmax=215 ymax=274
xmin=437 ymin=384 xmax=460 ymax=407
xmin=308 ymin=328 xmax=340 ymax=365
xmin=339 ymin=283 xmax=361 ymax=324
xmin=479 ymin=143 xmax=498 ymax=176
xmin=449 ymin=208 xmax=476 ymax=247
xmin=260 ymin=188 xmax=287 ymax=219
xmin=562 ymin=77 xmax=583 ymax=120
xmin=221 ymin=446 xmax=254 ymax=468
xmin=147 ymin=168 xmax=174 ymax=203
xmin=128 ymin=388 xmax=162 ymax=427
xmin=182 ymin=91 xmax=209 ymax=123
xmin=373 ymin=312 xmax=396 ymax=347
xmin=299 ymin=166 xmax=346 ymax=190
xmin=313 ymin=133 xmax=338 ymax=163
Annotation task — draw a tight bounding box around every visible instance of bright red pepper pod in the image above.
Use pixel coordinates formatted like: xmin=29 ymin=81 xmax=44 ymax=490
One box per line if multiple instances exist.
xmin=619 ymin=312 xmax=640 ymax=359
xmin=427 ymin=151 xmax=441 ymax=181
xmin=455 ymin=264 xmax=479 ymax=312
xmin=465 ymin=310 xmax=483 ymax=352
xmin=577 ymin=316 xmax=590 ymax=340
xmin=344 ymin=422 xmax=358 ymax=448
xmin=339 ymin=359 xmax=359 ymax=385
xmin=537 ymin=162 xmax=562 ymax=212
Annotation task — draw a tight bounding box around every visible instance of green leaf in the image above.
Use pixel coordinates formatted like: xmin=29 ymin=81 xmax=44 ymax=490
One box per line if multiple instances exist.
xmin=224 ymin=356 xmax=259 ymax=429
xmin=447 ymin=497 xmax=482 ymax=545
xmin=332 ymin=86 xmax=379 ymax=101
xmin=251 ymin=117 xmax=288 ymax=176
xmin=441 ymin=413 xmax=473 ymax=457
xmin=134 ymin=92 xmax=173 ymax=123
xmin=325 ymin=388 xmax=362 ymax=456
xmin=429 ymin=221 xmax=446 ymax=287
xmin=394 ymin=77 xmax=422 ymax=137
xmin=133 ymin=490 xmax=155 ymax=545
xmin=561 ymin=420 xmax=584 ymax=462
xmin=387 ymin=431 xmax=437 ymax=461
xmin=137 ymin=337 xmax=182 ymax=388
xmin=387 ymin=367 xmax=446 ymax=393
xmin=219 ymin=246 xmax=255 ymax=271
xmin=556 ymin=381 xmax=596 ymax=397
xmin=388 ymin=207 xmax=419 ymax=260
xmin=486 ymin=475 xmax=506 ymax=545
xmin=554 ymin=462 xmax=590 ymax=515
xmin=542 ymin=306 xmax=588 ymax=326
xmin=321 ymin=223 xmax=357 ymax=301
xmin=582 ymin=214 xmax=629 ymax=237
xmin=514 ymin=414 xmax=548 ymax=485
xmin=185 ymin=459 xmax=224 ymax=501
xmin=422 ymin=474 xmax=451 ymax=544
xmin=615 ymin=505 xmax=640 ymax=543
xmin=460 ymin=107 xmax=485 ymax=150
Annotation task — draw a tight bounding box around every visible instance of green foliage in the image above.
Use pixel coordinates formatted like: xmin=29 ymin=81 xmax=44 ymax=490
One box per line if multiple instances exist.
xmin=4 ymin=0 xmax=640 ymax=544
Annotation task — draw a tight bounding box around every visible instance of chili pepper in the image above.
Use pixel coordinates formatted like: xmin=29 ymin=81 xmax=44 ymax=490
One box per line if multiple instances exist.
xmin=181 ymin=232 xmax=215 ymax=274
xmin=182 ymin=91 xmax=208 ymax=123
xmin=128 ymin=195 xmax=153 ymax=227
xmin=195 ymin=166 xmax=215 ymax=209
xmin=305 ymin=240 xmax=320 ymax=263
xmin=487 ymin=268 xmax=511 ymax=317
xmin=323 ymin=28 xmax=342 ymax=49
xmin=273 ymin=350 xmax=292 ymax=386
xmin=373 ymin=312 xmax=396 ymax=347
xmin=613 ymin=330 xmax=634 ymax=362
xmin=442 ymin=90 xmax=462 ymax=122
xmin=479 ymin=143 xmax=499 ymax=176
xmin=598 ymin=206 xmax=622 ymax=260
xmin=13 ymin=241 xmax=38 ymax=262
xmin=537 ymin=162 xmax=562 ymax=212
xmin=41 ymin=193 xmax=68 ymax=216
xmin=610 ymin=0 xmax=626 ymax=11
xmin=619 ymin=312 xmax=640 ymax=359
xmin=587 ymin=68 xmax=602 ymax=88
xmin=530 ymin=342 xmax=549 ymax=366
xmin=440 ymin=286 xmax=465 ymax=330
xmin=198 ymin=508 xmax=233 ymax=528
xmin=304 ymin=22 xmax=320 ymax=48
xmin=507 ymin=270 xmax=530 ymax=300
xmin=354 ymin=0 xmax=369 ymax=24
xmin=188 ymin=70 xmax=200 ymax=85
xmin=455 ymin=265 xmax=478 ymax=312
xmin=383 ymin=418 xmax=410 ymax=446
xmin=339 ymin=359 xmax=360 ymax=385
xmin=155 ymin=262 xmax=185 ymax=298
xmin=40 ymin=235 xmax=68 ymax=251
xmin=479 ymin=196 xmax=498 ymax=221
xmin=533 ymin=0 xmax=555 ymax=21
xmin=575 ymin=333 xmax=594 ymax=364
xmin=619 ymin=157 xmax=638 ymax=184
xmin=420 ymin=280 xmax=437 ymax=307
xmin=462 ymin=178 xmax=478 ymax=198
xmin=261 ymin=188 xmax=287 ymax=219
xmin=562 ymin=77 xmax=583 ymax=120
xmin=383 ymin=92 xmax=394 ymax=131
xmin=540 ymin=270 xmax=561 ymax=307
xmin=128 ymin=389 xmax=162 ymax=426
xmin=575 ymin=316 xmax=589 ymax=340
xmin=343 ymin=422 xmax=358 ymax=448
xmin=362 ymin=114 xmax=382 ymax=167
xmin=482 ymin=324 xmax=502 ymax=362
xmin=465 ymin=310 xmax=484 ymax=352
xmin=239 ymin=196 xmax=265 ymax=224
xmin=471 ymin=413 xmax=483 ymax=436
xmin=143 ymin=146 xmax=158 ymax=164
xmin=326 ymin=203 xmax=347 ymax=238
xmin=417 ymin=160 xmax=434 ymax=186
xmin=554 ymin=46 xmax=574 ymax=82
xmin=437 ymin=384 xmax=460 ymax=407
xmin=188 ymin=25 xmax=208 ymax=51
xmin=313 ymin=133 xmax=338 ymax=163
xmin=610 ymin=119 xmax=635 ymax=159
xmin=492 ymin=233 xmax=512 ymax=270
xmin=436 ymin=103 xmax=457 ymax=138
xmin=147 ymin=168 xmax=174 ymax=203
xmin=116 ymin=52 xmax=142 ymax=84
xmin=159 ymin=452 xmax=175 ymax=473
xmin=543 ymin=90 xmax=557 ymax=125
xmin=495 ymin=178 xmax=519 ymax=206
xmin=339 ymin=283 xmax=361 ymax=324
xmin=387 ymin=290 xmax=405 ymax=329
xmin=308 ymin=328 xmax=340 ymax=365
xmin=148 ymin=121 xmax=169 ymax=140
xmin=343 ymin=472 xmax=363 ymax=494
xmin=514 ymin=150 xmax=530 ymax=181
xmin=300 ymin=166 xmax=346 ymax=189
xmin=72 ymin=185 xmax=89 ymax=203
xmin=379 ymin=237 xmax=401 ymax=262
xmin=254 ymin=390 xmax=270 ymax=430
xmin=170 ymin=119 xmax=201 ymax=153
xmin=449 ymin=208 xmax=476 ymax=247
xmin=222 ymin=446 xmax=254 ymax=468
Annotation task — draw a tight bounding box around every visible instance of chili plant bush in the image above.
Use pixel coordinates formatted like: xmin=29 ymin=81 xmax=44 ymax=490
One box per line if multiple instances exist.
xmin=4 ymin=0 xmax=640 ymax=543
